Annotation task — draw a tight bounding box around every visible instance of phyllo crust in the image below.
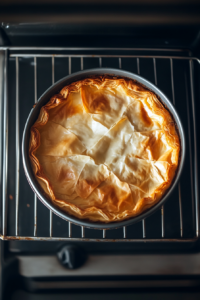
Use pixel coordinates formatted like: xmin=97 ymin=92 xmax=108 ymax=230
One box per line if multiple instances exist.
xmin=29 ymin=76 xmax=180 ymax=222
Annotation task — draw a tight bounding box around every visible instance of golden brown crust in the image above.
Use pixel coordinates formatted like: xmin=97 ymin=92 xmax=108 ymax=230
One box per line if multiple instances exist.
xmin=29 ymin=75 xmax=180 ymax=223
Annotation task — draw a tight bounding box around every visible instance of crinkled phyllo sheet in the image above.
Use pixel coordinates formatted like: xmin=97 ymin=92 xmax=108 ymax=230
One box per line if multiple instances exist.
xmin=29 ymin=76 xmax=180 ymax=222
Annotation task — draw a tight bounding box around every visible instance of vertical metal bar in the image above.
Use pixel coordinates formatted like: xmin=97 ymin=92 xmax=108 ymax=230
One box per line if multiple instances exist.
xmin=137 ymin=58 xmax=140 ymax=74
xmin=49 ymin=212 xmax=53 ymax=237
xmin=81 ymin=226 xmax=85 ymax=238
xmin=170 ymin=59 xmax=175 ymax=106
xmin=103 ymin=229 xmax=106 ymax=238
xmin=153 ymin=58 xmax=164 ymax=238
xmin=153 ymin=58 xmax=157 ymax=85
xmin=178 ymin=184 xmax=183 ymax=237
xmin=15 ymin=57 xmax=19 ymax=236
xmin=119 ymin=57 xmax=122 ymax=69
xmin=189 ymin=60 xmax=199 ymax=237
xmin=49 ymin=56 xmax=55 ymax=237
xmin=67 ymin=55 xmax=72 ymax=237
xmin=99 ymin=57 xmax=102 ymax=68
xmin=185 ymin=73 xmax=195 ymax=230
xmin=170 ymin=58 xmax=183 ymax=237
xmin=161 ymin=208 xmax=165 ymax=238
xmin=68 ymin=222 xmax=72 ymax=238
xmin=0 ymin=51 xmax=3 ymax=235
xmin=137 ymin=57 xmax=146 ymax=239
xmin=52 ymin=56 xmax=55 ymax=84
xmin=68 ymin=57 xmax=71 ymax=75
xmin=2 ymin=49 xmax=8 ymax=236
xmin=81 ymin=57 xmax=84 ymax=71
xmin=142 ymin=220 xmax=146 ymax=238
xmin=34 ymin=57 xmax=37 ymax=237
xmin=123 ymin=226 xmax=126 ymax=238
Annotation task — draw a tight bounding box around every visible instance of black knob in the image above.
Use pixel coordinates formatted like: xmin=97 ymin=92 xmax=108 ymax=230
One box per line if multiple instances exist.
xmin=57 ymin=245 xmax=87 ymax=269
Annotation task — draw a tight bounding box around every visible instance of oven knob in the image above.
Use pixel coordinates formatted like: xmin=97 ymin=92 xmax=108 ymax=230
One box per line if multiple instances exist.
xmin=57 ymin=245 xmax=87 ymax=269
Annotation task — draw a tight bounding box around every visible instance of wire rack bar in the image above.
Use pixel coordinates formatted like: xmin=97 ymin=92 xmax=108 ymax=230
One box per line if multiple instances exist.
xmin=0 ymin=235 xmax=196 ymax=242
xmin=68 ymin=222 xmax=72 ymax=237
xmin=99 ymin=57 xmax=102 ymax=68
xmin=153 ymin=57 xmax=165 ymax=238
xmin=185 ymin=73 xmax=195 ymax=231
xmin=170 ymin=58 xmax=183 ymax=237
xmin=123 ymin=226 xmax=127 ymax=238
xmin=48 ymin=56 xmax=55 ymax=238
xmin=1 ymin=49 xmax=198 ymax=242
xmin=2 ymin=49 xmax=8 ymax=237
xmin=68 ymin=57 xmax=71 ymax=75
xmin=9 ymin=54 xmax=200 ymax=62
xmin=15 ymin=57 xmax=20 ymax=236
xmin=137 ymin=57 xmax=146 ymax=239
xmin=119 ymin=57 xmax=122 ymax=69
xmin=0 ymin=52 xmax=3 ymax=233
xmin=81 ymin=226 xmax=85 ymax=238
xmin=4 ymin=47 xmax=186 ymax=51
xmin=142 ymin=220 xmax=146 ymax=238
xmin=189 ymin=60 xmax=200 ymax=237
xmin=81 ymin=57 xmax=84 ymax=71
xmin=34 ymin=57 xmax=38 ymax=237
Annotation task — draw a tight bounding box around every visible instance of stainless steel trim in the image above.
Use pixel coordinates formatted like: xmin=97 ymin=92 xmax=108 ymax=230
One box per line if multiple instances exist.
xmin=189 ymin=60 xmax=199 ymax=237
xmin=103 ymin=230 xmax=106 ymax=239
xmin=17 ymin=253 xmax=200 ymax=277
xmin=2 ymin=49 xmax=8 ymax=237
xmin=15 ymin=57 xmax=20 ymax=236
xmin=34 ymin=56 xmax=37 ymax=237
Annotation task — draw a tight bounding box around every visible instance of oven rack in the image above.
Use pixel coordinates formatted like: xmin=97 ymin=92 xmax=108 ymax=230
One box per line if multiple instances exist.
xmin=0 ymin=47 xmax=199 ymax=242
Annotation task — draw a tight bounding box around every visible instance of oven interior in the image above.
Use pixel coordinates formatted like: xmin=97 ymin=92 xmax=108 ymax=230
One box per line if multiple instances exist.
xmin=0 ymin=5 xmax=200 ymax=299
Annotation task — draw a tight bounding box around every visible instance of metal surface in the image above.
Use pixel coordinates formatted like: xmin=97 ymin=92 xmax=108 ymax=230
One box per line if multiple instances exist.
xmin=15 ymin=57 xmax=19 ymax=236
xmin=22 ymin=67 xmax=185 ymax=230
xmin=17 ymin=253 xmax=200 ymax=277
xmin=0 ymin=47 xmax=199 ymax=243
xmin=2 ymin=50 xmax=8 ymax=237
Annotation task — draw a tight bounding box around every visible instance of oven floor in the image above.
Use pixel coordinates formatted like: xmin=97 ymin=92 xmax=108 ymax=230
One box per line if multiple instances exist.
xmin=11 ymin=290 xmax=200 ymax=300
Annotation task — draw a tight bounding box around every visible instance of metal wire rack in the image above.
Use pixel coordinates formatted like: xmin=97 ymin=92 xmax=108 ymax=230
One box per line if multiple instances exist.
xmin=0 ymin=47 xmax=199 ymax=242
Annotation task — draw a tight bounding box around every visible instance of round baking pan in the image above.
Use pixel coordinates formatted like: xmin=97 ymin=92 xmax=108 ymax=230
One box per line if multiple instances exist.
xmin=22 ymin=68 xmax=185 ymax=230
